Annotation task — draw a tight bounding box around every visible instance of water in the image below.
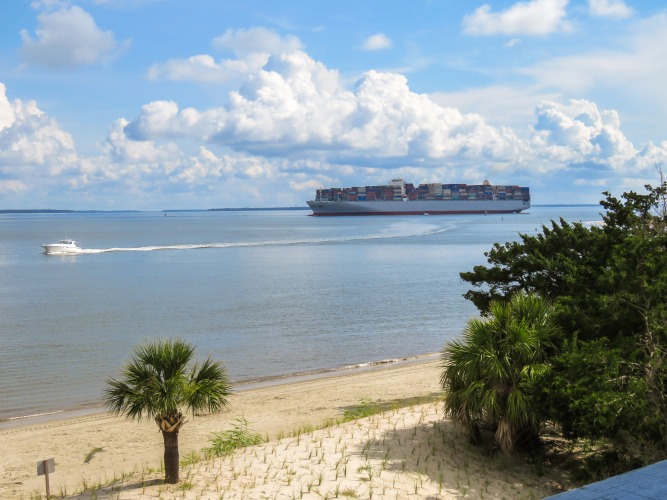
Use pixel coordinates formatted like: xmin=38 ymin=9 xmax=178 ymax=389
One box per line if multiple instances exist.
xmin=0 ymin=206 xmax=602 ymax=423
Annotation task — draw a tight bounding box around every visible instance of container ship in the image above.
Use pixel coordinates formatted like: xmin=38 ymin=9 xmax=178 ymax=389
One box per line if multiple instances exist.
xmin=307 ymin=179 xmax=530 ymax=216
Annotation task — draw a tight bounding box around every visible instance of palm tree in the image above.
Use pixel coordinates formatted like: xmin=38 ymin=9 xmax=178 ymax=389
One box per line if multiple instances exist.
xmin=104 ymin=339 xmax=232 ymax=483
xmin=440 ymin=293 xmax=559 ymax=451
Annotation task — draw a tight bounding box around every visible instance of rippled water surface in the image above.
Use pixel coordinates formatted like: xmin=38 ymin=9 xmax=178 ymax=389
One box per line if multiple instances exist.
xmin=0 ymin=206 xmax=601 ymax=421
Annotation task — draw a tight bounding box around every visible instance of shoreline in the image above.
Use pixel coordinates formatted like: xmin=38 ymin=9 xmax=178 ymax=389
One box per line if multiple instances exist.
xmin=1 ymin=356 xmax=573 ymax=499
xmin=1 ymin=357 xmax=445 ymax=498
xmin=0 ymin=352 xmax=441 ymax=429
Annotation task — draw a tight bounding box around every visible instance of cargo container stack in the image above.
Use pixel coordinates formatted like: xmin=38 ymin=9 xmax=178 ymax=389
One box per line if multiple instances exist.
xmin=310 ymin=180 xmax=530 ymax=213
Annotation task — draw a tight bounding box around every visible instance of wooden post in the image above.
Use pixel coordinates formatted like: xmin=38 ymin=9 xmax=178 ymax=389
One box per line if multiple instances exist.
xmin=37 ymin=458 xmax=55 ymax=500
xmin=44 ymin=461 xmax=50 ymax=500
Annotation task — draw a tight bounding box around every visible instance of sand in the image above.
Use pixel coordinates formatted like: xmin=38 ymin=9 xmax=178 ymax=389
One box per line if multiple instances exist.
xmin=0 ymin=359 xmax=571 ymax=499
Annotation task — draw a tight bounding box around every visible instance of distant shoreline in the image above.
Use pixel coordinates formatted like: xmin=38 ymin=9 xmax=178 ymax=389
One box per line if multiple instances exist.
xmin=0 ymin=207 xmax=310 ymax=214
xmin=0 ymin=204 xmax=596 ymax=214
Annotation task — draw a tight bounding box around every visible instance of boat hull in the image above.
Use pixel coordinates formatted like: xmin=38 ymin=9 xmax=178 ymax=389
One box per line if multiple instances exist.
xmin=307 ymin=199 xmax=530 ymax=216
xmin=42 ymin=242 xmax=81 ymax=254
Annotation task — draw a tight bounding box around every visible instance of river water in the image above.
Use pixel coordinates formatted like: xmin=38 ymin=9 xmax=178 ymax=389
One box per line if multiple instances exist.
xmin=0 ymin=205 xmax=601 ymax=422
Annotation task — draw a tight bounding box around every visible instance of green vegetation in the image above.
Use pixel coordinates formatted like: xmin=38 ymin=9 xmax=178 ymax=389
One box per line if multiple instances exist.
xmin=441 ymin=293 xmax=560 ymax=452
xmin=342 ymin=395 xmax=442 ymax=423
xmin=204 ymin=417 xmax=266 ymax=457
xmin=103 ymin=339 xmax=232 ymax=484
xmin=83 ymin=447 xmax=104 ymax=464
xmin=448 ymin=179 xmax=667 ymax=478
xmin=342 ymin=399 xmax=384 ymax=421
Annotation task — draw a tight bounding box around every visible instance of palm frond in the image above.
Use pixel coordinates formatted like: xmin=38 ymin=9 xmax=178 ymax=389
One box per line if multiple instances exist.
xmin=187 ymin=358 xmax=232 ymax=415
xmin=103 ymin=339 xmax=231 ymax=423
xmin=440 ymin=292 xmax=561 ymax=450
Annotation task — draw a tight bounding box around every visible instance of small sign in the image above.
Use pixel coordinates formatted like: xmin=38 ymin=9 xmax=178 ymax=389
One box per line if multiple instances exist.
xmin=37 ymin=458 xmax=55 ymax=499
xmin=37 ymin=458 xmax=55 ymax=476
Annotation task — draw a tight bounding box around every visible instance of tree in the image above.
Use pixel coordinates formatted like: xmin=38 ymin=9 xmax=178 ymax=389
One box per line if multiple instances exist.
xmin=104 ymin=339 xmax=232 ymax=483
xmin=458 ymin=182 xmax=667 ymax=474
xmin=461 ymin=183 xmax=667 ymax=346
xmin=441 ymin=293 xmax=560 ymax=452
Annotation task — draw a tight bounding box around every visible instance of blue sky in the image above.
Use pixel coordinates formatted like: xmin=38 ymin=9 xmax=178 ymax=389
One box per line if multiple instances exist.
xmin=1 ymin=0 xmax=667 ymax=209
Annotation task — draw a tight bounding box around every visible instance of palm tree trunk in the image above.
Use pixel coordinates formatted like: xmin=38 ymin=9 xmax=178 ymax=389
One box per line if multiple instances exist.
xmin=162 ymin=430 xmax=180 ymax=483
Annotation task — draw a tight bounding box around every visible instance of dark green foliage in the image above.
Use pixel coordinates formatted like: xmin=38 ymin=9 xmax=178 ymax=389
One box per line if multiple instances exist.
xmin=104 ymin=339 xmax=232 ymax=484
xmin=532 ymin=339 xmax=653 ymax=441
xmin=441 ymin=293 xmax=560 ymax=452
xmin=457 ymin=181 xmax=667 ymax=477
xmin=105 ymin=339 xmax=232 ymax=422
xmin=463 ymin=184 xmax=667 ymax=344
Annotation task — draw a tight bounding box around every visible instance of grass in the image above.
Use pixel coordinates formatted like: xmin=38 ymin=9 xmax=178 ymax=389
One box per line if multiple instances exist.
xmin=24 ymin=394 xmax=563 ymax=499
xmin=342 ymin=394 xmax=442 ymax=423
xmin=180 ymin=450 xmax=202 ymax=467
xmin=176 ymin=481 xmax=194 ymax=491
xmin=83 ymin=447 xmax=104 ymax=464
xmin=204 ymin=416 xmax=266 ymax=458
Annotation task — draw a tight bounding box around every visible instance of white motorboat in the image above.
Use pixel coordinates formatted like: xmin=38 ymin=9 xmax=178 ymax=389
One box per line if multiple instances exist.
xmin=42 ymin=239 xmax=82 ymax=255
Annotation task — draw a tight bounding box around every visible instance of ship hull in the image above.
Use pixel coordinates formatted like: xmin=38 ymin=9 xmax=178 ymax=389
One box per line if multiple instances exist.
xmin=307 ymin=199 xmax=530 ymax=216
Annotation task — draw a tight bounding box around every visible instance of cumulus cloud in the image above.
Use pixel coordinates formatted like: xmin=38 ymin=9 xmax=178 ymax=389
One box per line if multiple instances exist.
xmin=6 ymin=22 xmax=667 ymax=208
xmin=0 ymin=83 xmax=75 ymax=167
xmin=589 ymin=0 xmax=633 ymax=19
xmin=148 ymin=28 xmax=301 ymax=84
xmin=362 ymin=33 xmax=393 ymax=51
xmin=530 ymin=99 xmax=664 ymax=179
xmin=104 ymin=118 xmax=181 ymax=166
xmin=462 ymin=0 xmax=570 ymax=36
xmin=0 ymin=84 xmax=15 ymax=132
xmin=130 ymin=49 xmax=524 ymax=168
xmin=102 ymin=116 xmax=283 ymax=194
xmin=124 ymin=36 xmax=667 ymax=203
xmin=0 ymin=83 xmax=86 ymax=203
xmin=20 ymin=5 xmax=129 ymax=69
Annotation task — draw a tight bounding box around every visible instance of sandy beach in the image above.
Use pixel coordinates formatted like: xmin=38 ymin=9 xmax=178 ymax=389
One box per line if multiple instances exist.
xmin=1 ymin=359 xmax=571 ymax=499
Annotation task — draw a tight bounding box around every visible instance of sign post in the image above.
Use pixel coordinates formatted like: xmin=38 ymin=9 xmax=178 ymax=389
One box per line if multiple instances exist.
xmin=37 ymin=458 xmax=55 ymax=500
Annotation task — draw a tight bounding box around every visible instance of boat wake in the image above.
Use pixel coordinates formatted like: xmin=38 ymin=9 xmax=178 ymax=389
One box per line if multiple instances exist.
xmin=79 ymin=222 xmax=454 ymax=254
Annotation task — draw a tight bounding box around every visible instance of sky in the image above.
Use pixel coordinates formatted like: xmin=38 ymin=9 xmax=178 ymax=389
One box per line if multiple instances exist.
xmin=1 ymin=0 xmax=667 ymax=210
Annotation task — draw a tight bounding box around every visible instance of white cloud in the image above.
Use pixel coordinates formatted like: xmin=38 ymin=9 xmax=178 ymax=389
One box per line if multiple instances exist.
xmin=462 ymin=0 xmax=570 ymax=36
xmin=518 ymin=14 xmax=667 ymax=99
xmin=6 ymin=19 xmax=667 ymax=208
xmin=104 ymin=118 xmax=180 ymax=165
xmin=589 ymin=0 xmax=633 ymax=19
xmin=0 ymin=82 xmax=80 ymax=197
xmin=211 ymin=27 xmax=302 ymax=55
xmin=129 ymin=49 xmax=526 ymax=168
xmin=430 ymin=84 xmax=560 ymax=131
xmin=147 ymin=53 xmax=268 ymax=84
xmin=20 ymin=5 xmax=129 ymax=69
xmin=532 ymin=99 xmax=636 ymax=163
xmin=149 ymin=28 xmax=302 ymax=84
xmin=362 ymin=33 xmax=393 ymax=51
xmin=0 ymin=83 xmax=75 ymax=167
xmin=0 ymin=179 xmax=26 ymax=194
xmin=126 ymin=45 xmax=667 ymax=200
xmin=0 ymin=83 xmax=16 ymax=132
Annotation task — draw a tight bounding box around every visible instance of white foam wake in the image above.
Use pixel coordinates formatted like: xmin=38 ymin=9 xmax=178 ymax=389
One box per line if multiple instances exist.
xmin=78 ymin=221 xmax=454 ymax=254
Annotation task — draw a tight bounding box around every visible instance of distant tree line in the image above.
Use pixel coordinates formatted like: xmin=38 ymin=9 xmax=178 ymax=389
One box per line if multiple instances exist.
xmin=442 ymin=176 xmax=667 ymax=480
